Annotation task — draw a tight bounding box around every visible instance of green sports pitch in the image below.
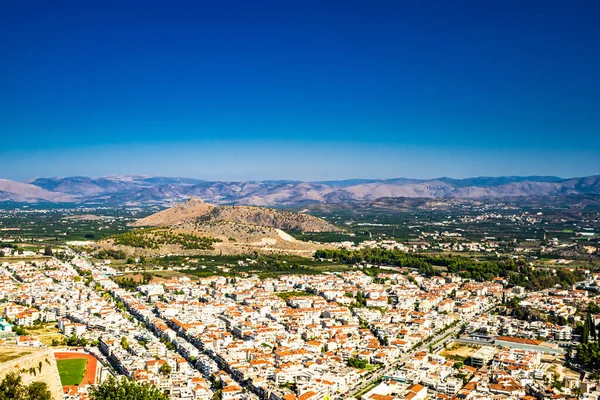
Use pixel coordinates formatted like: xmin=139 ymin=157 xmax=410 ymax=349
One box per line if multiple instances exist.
xmin=57 ymin=358 xmax=86 ymax=386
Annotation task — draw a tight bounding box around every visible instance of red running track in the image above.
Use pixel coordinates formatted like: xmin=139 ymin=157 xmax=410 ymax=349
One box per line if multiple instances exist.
xmin=54 ymin=352 xmax=98 ymax=385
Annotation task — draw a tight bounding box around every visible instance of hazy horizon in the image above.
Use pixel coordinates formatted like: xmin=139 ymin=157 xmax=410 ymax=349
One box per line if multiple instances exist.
xmin=9 ymin=172 xmax=600 ymax=184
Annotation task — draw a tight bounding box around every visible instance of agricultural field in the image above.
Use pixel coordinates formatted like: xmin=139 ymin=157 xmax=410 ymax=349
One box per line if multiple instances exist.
xmin=1 ymin=200 xmax=598 ymax=267
xmin=288 ymin=200 xmax=600 ymax=262
xmin=0 ymin=205 xmax=151 ymax=246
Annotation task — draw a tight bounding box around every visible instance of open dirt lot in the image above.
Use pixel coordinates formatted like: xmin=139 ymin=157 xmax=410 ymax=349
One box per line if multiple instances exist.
xmin=441 ymin=344 xmax=479 ymax=360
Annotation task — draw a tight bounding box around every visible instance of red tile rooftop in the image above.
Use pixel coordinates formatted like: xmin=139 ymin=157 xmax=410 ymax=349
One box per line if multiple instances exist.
xmin=496 ymin=336 xmax=542 ymax=345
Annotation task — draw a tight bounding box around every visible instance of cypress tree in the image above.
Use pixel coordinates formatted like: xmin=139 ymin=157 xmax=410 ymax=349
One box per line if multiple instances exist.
xmin=583 ymin=313 xmax=591 ymax=344
xmin=588 ymin=312 xmax=597 ymax=341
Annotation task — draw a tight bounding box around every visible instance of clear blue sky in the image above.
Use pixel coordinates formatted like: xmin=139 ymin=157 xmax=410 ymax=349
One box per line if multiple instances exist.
xmin=1 ymin=0 xmax=599 ymax=181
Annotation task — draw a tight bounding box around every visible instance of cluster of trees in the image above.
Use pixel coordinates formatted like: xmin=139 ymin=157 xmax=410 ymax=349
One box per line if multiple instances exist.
xmin=0 ymin=373 xmax=51 ymax=400
xmin=582 ymin=311 xmax=598 ymax=344
xmin=573 ymin=306 xmax=600 ymax=371
xmin=347 ymin=357 xmax=369 ymax=369
xmin=509 ymin=304 xmax=570 ymax=326
xmin=316 ymin=248 xmax=522 ymax=281
xmin=52 ymin=335 xmax=96 ymax=347
xmin=354 ymin=291 xmax=367 ymax=307
xmin=89 ymin=376 xmax=168 ymax=400
xmin=121 ymin=336 xmax=130 ymax=351
xmin=315 ymin=248 xmax=436 ymax=270
xmin=96 ymin=249 xmax=127 ymax=260
xmin=577 ymin=342 xmax=600 ymax=370
xmin=1 ymin=366 xmax=166 ymax=399
xmin=158 ymin=363 xmax=172 ymax=376
xmin=189 ymin=253 xmax=342 ymax=279
xmin=64 ymin=334 xmax=88 ymax=347
xmin=12 ymin=325 xmax=28 ymax=336
xmin=508 ymin=267 xmax=584 ymax=291
xmin=113 ymin=277 xmax=139 ymax=291
xmin=160 ymin=337 xmax=176 ymax=351
xmin=315 ymin=248 xmax=585 ymax=290
xmin=445 ymin=259 xmax=524 ymax=282
xmin=588 ymin=302 xmax=600 ymax=314
xmin=141 ymin=272 xmax=153 ymax=284
xmin=111 ymin=229 xmax=221 ymax=250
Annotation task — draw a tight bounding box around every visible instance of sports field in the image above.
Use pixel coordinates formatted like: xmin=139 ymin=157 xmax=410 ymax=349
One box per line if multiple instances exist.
xmin=55 ymin=352 xmax=98 ymax=386
xmin=57 ymin=358 xmax=86 ymax=386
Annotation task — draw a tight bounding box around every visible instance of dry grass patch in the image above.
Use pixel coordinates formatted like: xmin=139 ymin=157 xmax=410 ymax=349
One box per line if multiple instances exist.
xmin=121 ymin=270 xmax=200 ymax=283
xmin=441 ymin=344 xmax=479 ymax=361
xmin=24 ymin=323 xmax=61 ymax=336
xmin=39 ymin=334 xmax=66 ymax=347
xmin=0 ymin=347 xmax=38 ymax=363
xmin=20 ymin=322 xmax=65 ymax=346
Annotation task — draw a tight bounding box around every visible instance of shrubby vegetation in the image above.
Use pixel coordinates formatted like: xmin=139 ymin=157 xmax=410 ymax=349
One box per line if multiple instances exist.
xmin=12 ymin=325 xmax=28 ymax=336
xmin=177 ymin=253 xmax=349 ymax=279
xmin=347 ymin=357 xmax=369 ymax=369
xmin=577 ymin=342 xmax=600 ymax=370
xmin=96 ymin=249 xmax=127 ymax=260
xmin=89 ymin=376 xmax=168 ymax=400
xmin=508 ymin=303 xmax=569 ymax=326
xmin=0 ymin=373 xmax=51 ymax=400
xmin=316 ymin=248 xmax=436 ymax=271
xmin=64 ymin=334 xmax=88 ymax=347
xmin=508 ymin=267 xmax=584 ymax=291
xmin=111 ymin=229 xmax=221 ymax=250
xmin=582 ymin=310 xmax=598 ymax=344
xmin=315 ymin=248 xmax=585 ymax=290
xmin=113 ymin=277 xmax=139 ymax=291
xmin=275 ymin=291 xmax=313 ymax=301
xmin=589 ymin=302 xmax=600 ymax=314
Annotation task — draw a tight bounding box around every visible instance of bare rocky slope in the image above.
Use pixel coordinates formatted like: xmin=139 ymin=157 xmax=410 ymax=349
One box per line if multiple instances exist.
xmin=0 ymin=179 xmax=75 ymax=203
xmin=97 ymin=198 xmax=338 ymax=256
xmin=132 ymin=198 xmax=340 ymax=232
xmin=96 ymin=221 xmax=326 ymax=257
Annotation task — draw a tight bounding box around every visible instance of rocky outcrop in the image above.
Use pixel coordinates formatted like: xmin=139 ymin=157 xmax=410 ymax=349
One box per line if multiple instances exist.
xmin=132 ymin=198 xmax=340 ymax=232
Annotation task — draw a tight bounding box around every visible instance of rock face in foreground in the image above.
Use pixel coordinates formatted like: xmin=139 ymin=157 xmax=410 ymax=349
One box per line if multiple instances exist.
xmin=132 ymin=198 xmax=340 ymax=232
xmin=0 ymin=347 xmax=64 ymax=400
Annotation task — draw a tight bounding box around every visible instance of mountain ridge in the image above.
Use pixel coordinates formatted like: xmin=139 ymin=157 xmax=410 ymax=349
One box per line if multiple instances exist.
xmin=0 ymin=175 xmax=598 ymax=205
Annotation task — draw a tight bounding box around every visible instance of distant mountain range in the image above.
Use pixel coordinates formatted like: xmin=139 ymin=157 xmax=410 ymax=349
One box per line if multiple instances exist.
xmin=0 ymin=175 xmax=599 ymax=206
